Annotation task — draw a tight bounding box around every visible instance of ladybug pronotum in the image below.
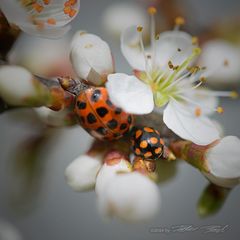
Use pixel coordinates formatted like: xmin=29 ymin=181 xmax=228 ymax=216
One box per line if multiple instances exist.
xmin=131 ymin=126 xmax=164 ymax=160
xmin=74 ymin=87 xmax=133 ymax=141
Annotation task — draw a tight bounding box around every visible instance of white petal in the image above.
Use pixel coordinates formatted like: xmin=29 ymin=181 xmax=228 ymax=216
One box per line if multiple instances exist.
xmin=19 ymin=25 xmax=72 ymax=39
xmin=0 ymin=65 xmax=48 ymax=106
xmin=106 ymin=73 xmax=154 ymax=114
xmin=0 ymin=0 xmax=80 ymax=38
xmin=163 ymin=101 xmax=220 ymax=145
xmin=199 ymin=40 xmax=240 ymax=86
xmin=70 ymin=31 xmax=114 ymax=83
xmin=0 ymin=0 xmax=29 ymax=25
xmin=65 ymin=154 xmax=102 ymax=192
xmin=95 ymin=159 xmax=132 ymax=195
xmin=182 ymin=88 xmax=219 ymax=116
xmin=207 ymin=136 xmax=240 ymax=179
xmin=121 ymin=25 xmax=146 ymax=71
xmin=155 ymin=31 xmax=194 ymax=68
xmin=203 ymin=172 xmax=240 ymax=188
xmin=102 ymin=2 xmax=148 ymax=38
xmin=97 ymin=172 xmax=161 ymax=222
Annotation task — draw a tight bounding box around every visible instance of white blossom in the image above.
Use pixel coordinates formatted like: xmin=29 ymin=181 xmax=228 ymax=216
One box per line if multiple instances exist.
xmin=106 ymin=9 xmax=236 ymax=145
xmin=0 ymin=0 xmax=80 ymax=38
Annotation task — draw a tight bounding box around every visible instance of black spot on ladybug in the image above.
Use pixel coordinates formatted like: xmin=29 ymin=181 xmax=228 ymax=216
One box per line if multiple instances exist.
xmin=128 ymin=116 xmax=132 ymax=124
xmin=107 ymin=119 xmax=118 ymax=129
xmin=96 ymin=107 xmax=109 ymax=118
xmin=77 ymin=101 xmax=86 ymax=109
xmin=87 ymin=113 xmax=97 ymax=124
xmin=91 ymin=89 xmax=101 ymax=102
xmin=115 ymin=108 xmax=122 ymax=114
xmin=120 ymin=123 xmax=127 ymax=130
xmin=106 ymin=99 xmax=113 ymax=107
xmin=96 ymin=127 xmax=107 ymax=135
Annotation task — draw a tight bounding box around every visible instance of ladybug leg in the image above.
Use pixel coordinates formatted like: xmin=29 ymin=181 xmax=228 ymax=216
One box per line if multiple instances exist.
xmin=162 ymin=145 xmax=176 ymax=161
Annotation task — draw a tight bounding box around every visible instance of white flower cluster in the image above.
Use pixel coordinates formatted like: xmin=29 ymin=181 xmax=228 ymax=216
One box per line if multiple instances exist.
xmin=65 ymin=152 xmax=161 ymax=222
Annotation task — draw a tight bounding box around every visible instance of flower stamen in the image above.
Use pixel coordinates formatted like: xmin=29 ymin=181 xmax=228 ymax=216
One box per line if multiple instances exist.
xmin=195 ymin=107 xmax=202 ymax=117
xmin=217 ymin=107 xmax=224 ymax=114
xmin=148 ymin=6 xmax=157 ymax=71
xmin=137 ymin=26 xmax=152 ymax=81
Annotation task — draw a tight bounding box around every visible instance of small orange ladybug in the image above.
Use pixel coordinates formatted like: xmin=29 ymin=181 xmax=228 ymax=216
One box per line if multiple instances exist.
xmin=131 ymin=126 xmax=165 ymax=160
xmin=74 ymin=87 xmax=133 ymax=140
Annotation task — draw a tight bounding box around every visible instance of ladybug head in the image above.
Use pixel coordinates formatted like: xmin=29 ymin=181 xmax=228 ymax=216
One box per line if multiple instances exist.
xmin=58 ymin=76 xmax=90 ymax=96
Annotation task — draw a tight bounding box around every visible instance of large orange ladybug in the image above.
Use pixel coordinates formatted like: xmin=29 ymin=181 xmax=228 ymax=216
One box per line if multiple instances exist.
xmin=74 ymin=87 xmax=133 ymax=140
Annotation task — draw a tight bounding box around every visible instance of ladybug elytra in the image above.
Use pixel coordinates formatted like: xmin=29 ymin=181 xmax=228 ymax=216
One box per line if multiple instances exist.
xmin=131 ymin=126 xmax=165 ymax=160
xmin=74 ymin=87 xmax=133 ymax=141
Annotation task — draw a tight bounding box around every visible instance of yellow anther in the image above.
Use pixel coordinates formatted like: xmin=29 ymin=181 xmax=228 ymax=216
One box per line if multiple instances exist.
xmin=69 ymin=8 xmax=77 ymax=17
xmin=192 ymin=36 xmax=199 ymax=45
xmin=195 ymin=107 xmax=202 ymax=117
xmin=155 ymin=34 xmax=160 ymax=40
xmin=175 ymin=17 xmax=185 ymax=26
xmin=187 ymin=66 xmax=200 ymax=74
xmin=148 ymin=6 xmax=157 ymax=15
xmin=200 ymin=76 xmax=207 ymax=82
xmin=32 ymin=3 xmax=44 ymax=13
xmin=137 ymin=26 xmax=143 ymax=32
xmin=79 ymin=31 xmax=87 ymax=36
xmin=217 ymin=107 xmax=224 ymax=114
xmin=47 ymin=18 xmax=56 ymax=25
xmin=193 ymin=47 xmax=201 ymax=55
xmin=173 ymin=65 xmax=179 ymax=70
xmin=224 ymin=59 xmax=229 ymax=67
xmin=168 ymin=61 xmax=174 ymax=69
xmin=84 ymin=43 xmax=93 ymax=49
xmin=230 ymin=91 xmax=238 ymax=99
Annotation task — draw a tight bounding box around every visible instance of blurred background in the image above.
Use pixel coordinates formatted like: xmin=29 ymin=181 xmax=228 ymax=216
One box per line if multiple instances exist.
xmin=0 ymin=0 xmax=240 ymax=239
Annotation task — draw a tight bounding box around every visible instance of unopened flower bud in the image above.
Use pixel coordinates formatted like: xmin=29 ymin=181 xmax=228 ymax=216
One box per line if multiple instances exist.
xmin=65 ymin=154 xmax=103 ymax=192
xmin=0 ymin=65 xmax=50 ymax=107
xmin=70 ymin=31 xmax=114 ymax=85
xmin=197 ymin=183 xmax=230 ymax=217
xmin=170 ymin=136 xmax=240 ymax=187
xmin=97 ymin=172 xmax=161 ymax=222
